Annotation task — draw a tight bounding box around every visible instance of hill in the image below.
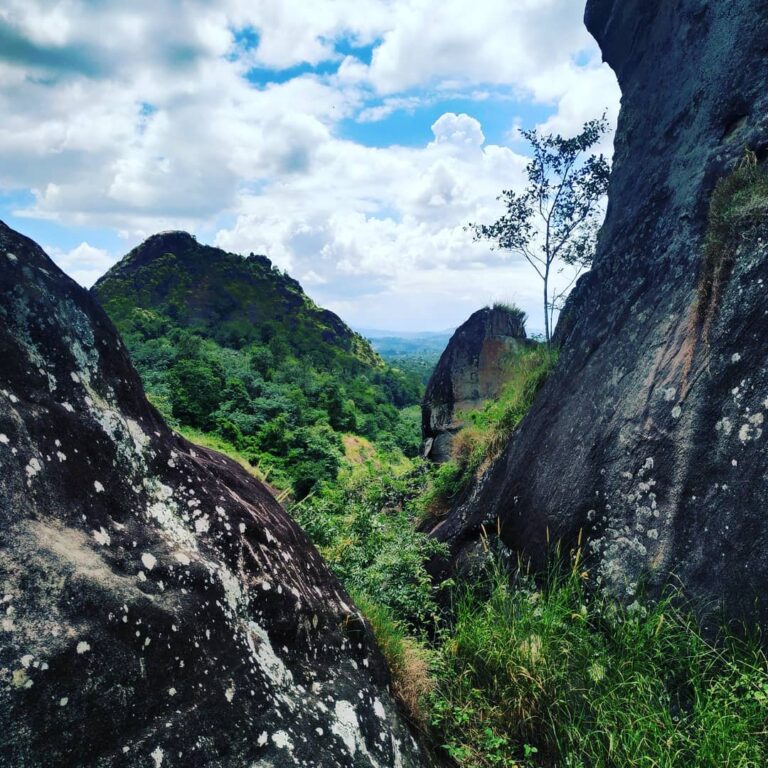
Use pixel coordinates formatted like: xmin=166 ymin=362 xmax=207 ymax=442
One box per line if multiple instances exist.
xmin=92 ymin=232 xmax=422 ymax=495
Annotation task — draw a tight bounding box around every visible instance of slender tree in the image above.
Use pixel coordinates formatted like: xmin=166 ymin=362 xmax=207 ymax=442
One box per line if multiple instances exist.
xmin=470 ymin=117 xmax=610 ymax=344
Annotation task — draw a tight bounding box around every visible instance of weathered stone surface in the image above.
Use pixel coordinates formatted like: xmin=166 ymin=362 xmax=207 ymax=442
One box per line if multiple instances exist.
xmin=0 ymin=220 xmax=425 ymax=767
xmin=432 ymin=0 xmax=768 ymax=623
xmin=422 ymin=306 xmax=528 ymax=462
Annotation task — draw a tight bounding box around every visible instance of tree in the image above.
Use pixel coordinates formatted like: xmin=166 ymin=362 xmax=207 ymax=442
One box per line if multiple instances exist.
xmin=470 ymin=117 xmax=611 ymax=344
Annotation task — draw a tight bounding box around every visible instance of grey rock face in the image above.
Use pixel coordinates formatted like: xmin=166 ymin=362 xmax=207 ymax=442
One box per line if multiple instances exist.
xmin=0 ymin=221 xmax=425 ymax=767
xmin=422 ymin=306 xmax=528 ymax=463
xmin=433 ymin=0 xmax=768 ymax=623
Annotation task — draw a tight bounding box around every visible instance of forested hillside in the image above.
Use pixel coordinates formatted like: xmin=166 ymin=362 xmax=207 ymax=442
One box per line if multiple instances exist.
xmin=93 ymin=231 xmax=423 ymax=495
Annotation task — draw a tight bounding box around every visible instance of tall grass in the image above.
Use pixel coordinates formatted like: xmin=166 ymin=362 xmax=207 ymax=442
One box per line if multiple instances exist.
xmin=352 ymin=591 xmax=435 ymax=728
xmin=430 ymin=553 xmax=768 ymax=767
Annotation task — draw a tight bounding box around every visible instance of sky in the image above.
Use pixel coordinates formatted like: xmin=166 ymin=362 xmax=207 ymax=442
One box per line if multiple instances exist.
xmin=0 ymin=0 xmax=621 ymax=334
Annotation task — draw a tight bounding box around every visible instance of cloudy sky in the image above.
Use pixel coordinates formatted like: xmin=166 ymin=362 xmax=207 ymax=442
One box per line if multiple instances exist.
xmin=0 ymin=0 xmax=620 ymax=333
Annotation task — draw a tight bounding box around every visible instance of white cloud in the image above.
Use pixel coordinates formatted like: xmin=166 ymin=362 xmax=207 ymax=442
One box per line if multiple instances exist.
xmin=47 ymin=242 xmax=114 ymax=287
xmin=0 ymin=0 xmax=620 ymax=331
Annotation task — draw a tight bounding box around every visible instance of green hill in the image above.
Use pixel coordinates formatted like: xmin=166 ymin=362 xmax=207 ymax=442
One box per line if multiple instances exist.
xmin=92 ymin=231 xmax=421 ymax=495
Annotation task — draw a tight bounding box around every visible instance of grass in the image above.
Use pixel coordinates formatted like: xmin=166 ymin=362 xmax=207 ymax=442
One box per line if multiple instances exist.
xmin=176 ymin=425 xmax=270 ymax=484
xmin=352 ymin=591 xmax=435 ymax=728
xmin=697 ymin=152 xmax=768 ymax=339
xmin=420 ymin=344 xmax=556 ymax=515
xmin=429 ymin=551 xmax=768 ymax=768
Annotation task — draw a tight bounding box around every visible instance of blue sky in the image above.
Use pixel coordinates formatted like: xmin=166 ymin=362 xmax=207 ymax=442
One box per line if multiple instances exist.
xmin=0 ymin=0 xmax=620 ymax=333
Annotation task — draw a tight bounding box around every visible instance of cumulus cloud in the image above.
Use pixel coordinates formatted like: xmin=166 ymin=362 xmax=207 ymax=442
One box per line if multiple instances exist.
xmin=0 ymin=0 xmax=620 ymax=331
xmin=46 ymin=242 xmax=114 ymax=287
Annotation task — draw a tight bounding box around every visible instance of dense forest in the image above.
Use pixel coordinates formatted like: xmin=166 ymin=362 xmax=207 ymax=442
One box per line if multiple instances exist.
xmin=93 ymin=231 xmax=424 ymax=496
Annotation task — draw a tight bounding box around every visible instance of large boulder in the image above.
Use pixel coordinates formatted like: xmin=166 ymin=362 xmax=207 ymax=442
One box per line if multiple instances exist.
xmin=422 ymin=306 xmax=528 ymax=462
xmin=0 ymin=221 xmax=425 ymax=767
xmin=432 ymin=0 xmax=768 ymax=623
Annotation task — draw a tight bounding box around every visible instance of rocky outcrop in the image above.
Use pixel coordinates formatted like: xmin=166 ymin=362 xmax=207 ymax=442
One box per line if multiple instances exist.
xmin=422 ymin=306 xmax=528 ymax=462
xmin=432 ymin=0 xmax=768 ymax=623
xmin=0 ymin=221 xmax=425 ymax=767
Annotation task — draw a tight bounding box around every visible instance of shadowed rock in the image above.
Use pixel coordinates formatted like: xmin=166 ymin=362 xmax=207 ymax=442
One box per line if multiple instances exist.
xmin=433 ymin=0 xmax=768 ymax=625
xmin=422 ymin=306 xmax=528 ymax=463
xmin=0 ymin=221 xmax=426 ymax=767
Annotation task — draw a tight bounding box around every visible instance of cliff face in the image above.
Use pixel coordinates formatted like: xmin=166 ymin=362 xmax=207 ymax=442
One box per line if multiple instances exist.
xmin=0 ymin=221 xmax=424 ymax=767
xmin=422 ymin=306 xmax=528 ymax=463
xmin=435 ymin=0 xmax=768 ymax=622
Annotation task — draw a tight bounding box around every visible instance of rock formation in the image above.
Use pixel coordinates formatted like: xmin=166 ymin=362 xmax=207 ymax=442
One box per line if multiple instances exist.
xmin=431 ymin=0 xmax=768 ymax=623
xmin=422 ymin=306 xmax=528 ymax=462
xmin=0 ymin=220 xmax=425 ymax=767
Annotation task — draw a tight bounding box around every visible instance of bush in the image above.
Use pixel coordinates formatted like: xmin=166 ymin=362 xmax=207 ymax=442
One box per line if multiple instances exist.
xmin=291 ymin=460 xmax=448 ymax=631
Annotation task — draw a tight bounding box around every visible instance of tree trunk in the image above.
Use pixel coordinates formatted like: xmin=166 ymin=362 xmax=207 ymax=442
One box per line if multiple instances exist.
xmin=543 ymin=265 xmax=550 ymax=345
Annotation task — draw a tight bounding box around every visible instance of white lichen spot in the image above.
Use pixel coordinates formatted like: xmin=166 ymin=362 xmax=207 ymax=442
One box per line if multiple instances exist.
xmin=239 ymin=523 xmax=246 ymax=534
xmin=332 ymin=700 xmax=360 ymax=756
xmin=76 ymin=641 xmax=91 ymax=655
xmin=646 ymin=529 xmax=659 ymax=540
xmin=258 ymin=732 xmax=268 ymax=747
xmin=194 ymin=515 xmax=210 ymax=534
xmin=92 ymin=528 xmax=111 ymax=546
xmin=20 ymin=654 xmax=33 ymax=668
xmin=373 ymin=698 xmax=386 ymax=720
xmin=94 ymin=481 xmax=105 ymax=493
xmin=70 ymin=372 xmax=81 ymax=383
xmin=225 ymin=685 xmax=235 ymax=703
xmin=739 ymin=423 xmax=753 ymax=443
xmin=671 ymin=405 xmax=682 ymax=419
xmin=731 ymin=353 xmax=742 ymax=363
xmin=716 ymin=417 xmax=733 ymax=435
xmin=168 ymin=687 xmax=176 ymax=696
xmin=25 ymin=457 xmax=42 ymax=479
xmin=59 ymin=697 xmax=69 ymax=707
xmin=141 ymin=553 xmax=157 ymax=571
xmin=271 ymin=731 xmax=293 ymax=752
xmin=56 ymin=451 xmax=66 ymax=462
xmin=663 ymin=388 xmax=676 ymax=402
xmin=151 ymin=746 xmax=164 ymax=767
xmin=62 ymin=402 xmax=74 ymax=413
xmin=0 ymin=434 xmax=8 ymax=445
xmin=174 ymin=552 xmax=191 ymax=566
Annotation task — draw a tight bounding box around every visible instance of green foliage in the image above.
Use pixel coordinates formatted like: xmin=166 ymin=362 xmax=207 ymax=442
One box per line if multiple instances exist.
xmin=698 ymin=152 xmax=768 ymax=337
xmin=429 ymin=555 xmax=768 ymax=767
xmin=292 ymin=459 xmax=448 ymax=631
xmin=94 ymin=235 xmax=426 ymax=497
xmin=421 ymin=345 xmax=557 ymax=513
xmin=471 ymin=117 xmax=610 ymax=343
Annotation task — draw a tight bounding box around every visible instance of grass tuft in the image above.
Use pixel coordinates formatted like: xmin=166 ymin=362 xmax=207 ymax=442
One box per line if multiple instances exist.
xmin=697 ymin=152 xmax=768 ymax=339
xmin=429 ymin=553 xmax=768 ymax=767
xmin=352 ymin=592 xmax=435 ymax=727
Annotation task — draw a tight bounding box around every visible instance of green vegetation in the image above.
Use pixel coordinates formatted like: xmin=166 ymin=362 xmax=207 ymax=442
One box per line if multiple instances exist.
xmin=97 ymin=233 xmax=768 ymax=767
xmin=291 ymin=346 xmax=767 ymax=768
xmin=424 ymin=345 xmax=557 ymax=512
xmin=94 ymin=233 xmax=424 ymax=497
xmin=293 ymin=457 xmax=448 ymax=631
xmin=699 ymin=152 xmax=768 ymax=337
xmin=430 ymin=553 xmax=768 ymax=768
xmin=368 ymin=331 xmax=452 ymax=386
xmin=471 ymin=118 xmax=610 ymax=344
